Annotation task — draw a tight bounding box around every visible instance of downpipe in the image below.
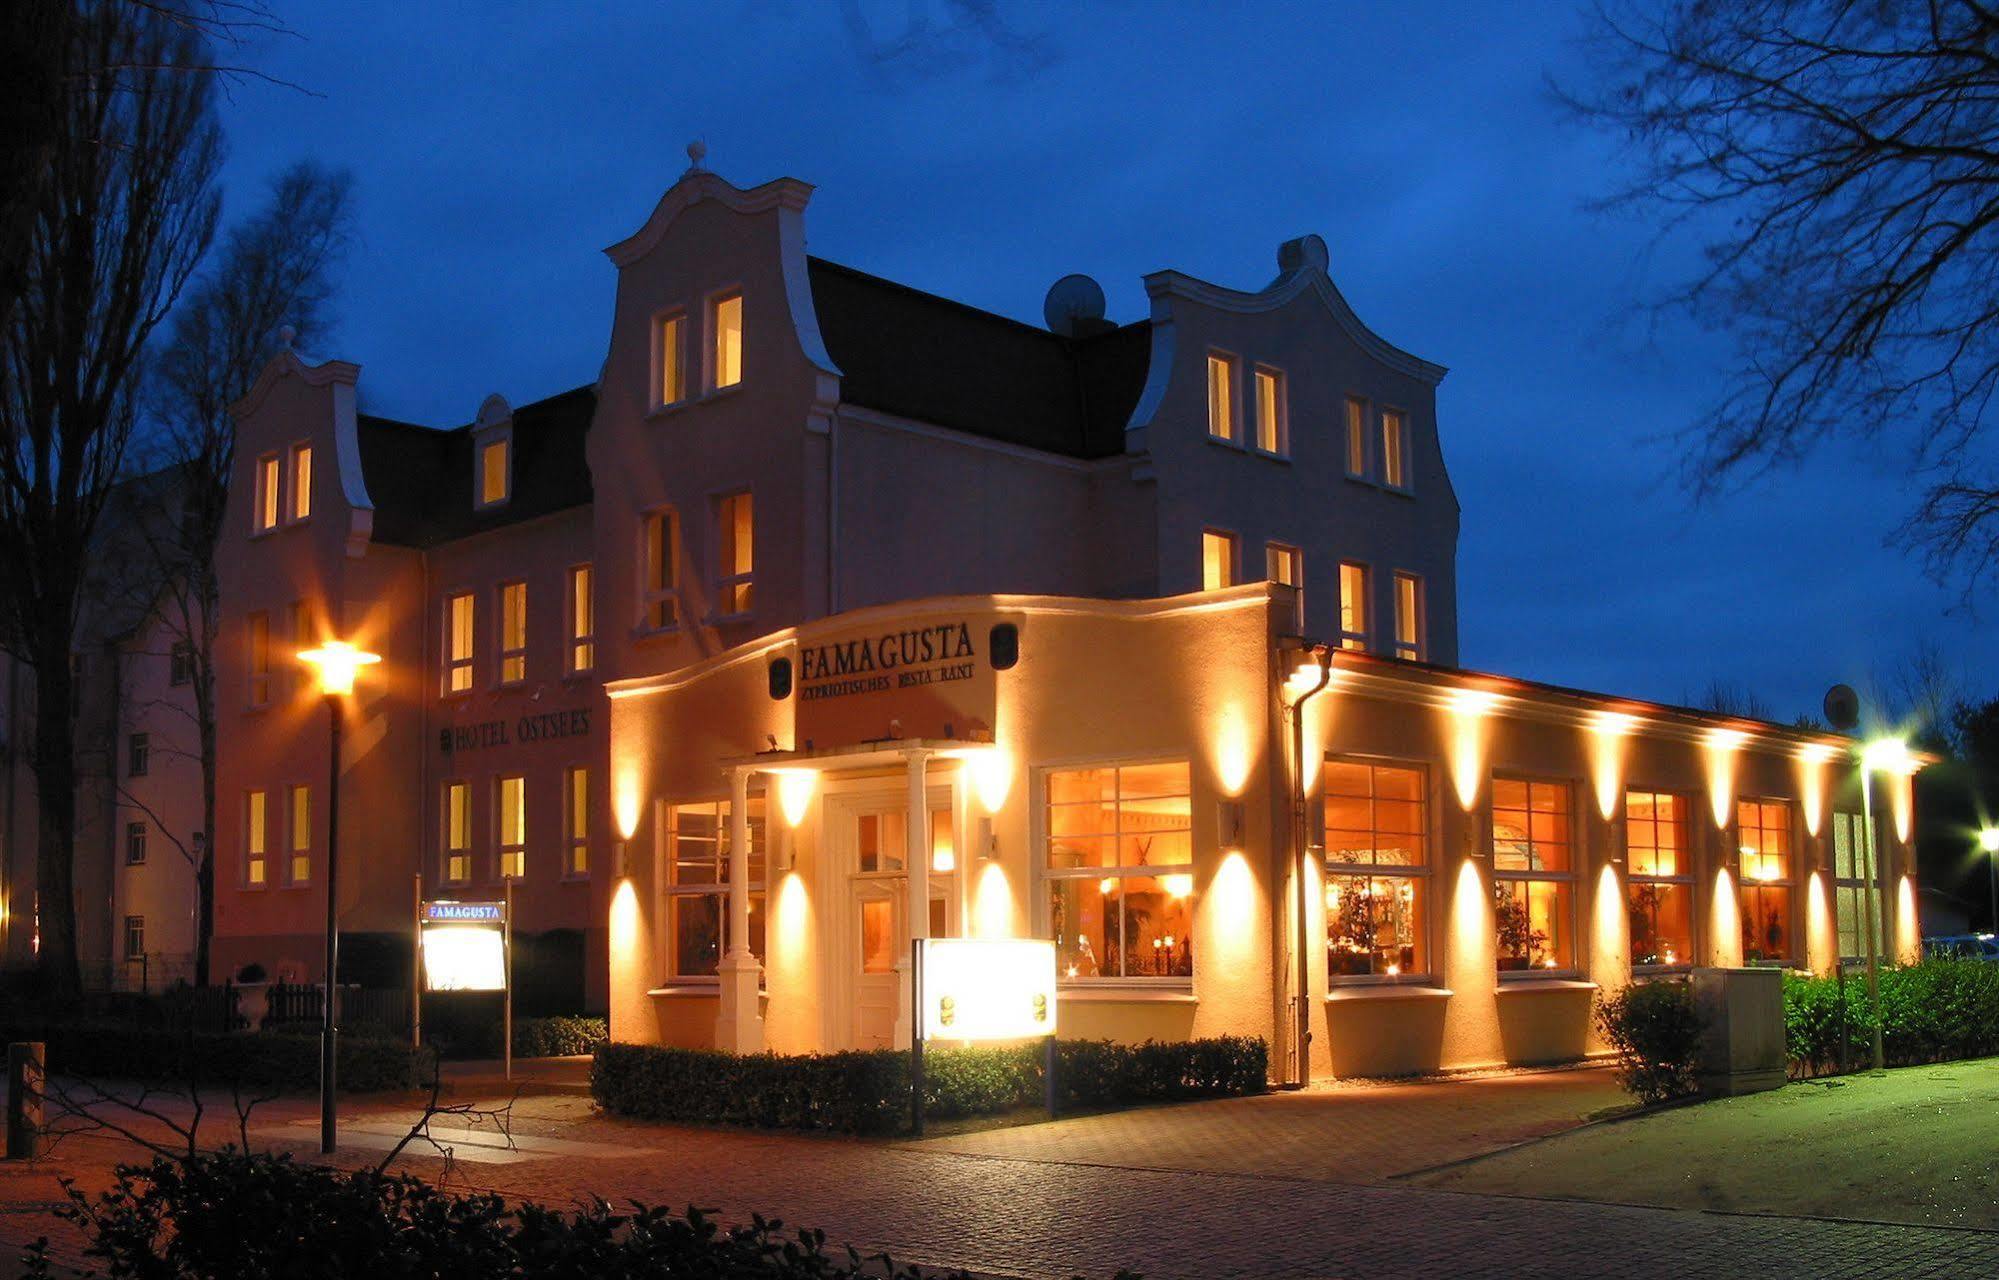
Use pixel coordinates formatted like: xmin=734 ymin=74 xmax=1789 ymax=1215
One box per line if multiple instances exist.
xmin=1283 ymin=643 xmax=1332 ymax=1088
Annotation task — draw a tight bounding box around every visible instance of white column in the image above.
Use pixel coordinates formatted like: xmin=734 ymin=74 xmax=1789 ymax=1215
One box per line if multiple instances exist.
xmin=715 ymin=765 xmax=765 ymax=1053
xmin=894 ymin=749 xmax=931 ymax=1047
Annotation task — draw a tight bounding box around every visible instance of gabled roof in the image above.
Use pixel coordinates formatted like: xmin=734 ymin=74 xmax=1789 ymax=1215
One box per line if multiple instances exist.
xmin=807 ymin=257 xmax=1148 ymax=460
xmin=356 ymin=385 xmax=597 ymax=549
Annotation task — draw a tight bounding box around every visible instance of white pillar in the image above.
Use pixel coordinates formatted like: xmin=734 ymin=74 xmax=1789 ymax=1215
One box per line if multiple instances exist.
xmin=895 ymin=749 xmax=931 ymax=1047
xmin=715 ymin=765 xmax=764 ymax=1053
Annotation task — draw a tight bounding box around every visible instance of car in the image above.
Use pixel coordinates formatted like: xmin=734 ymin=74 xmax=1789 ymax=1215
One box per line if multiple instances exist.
xmin=1922 ymin=934 xmax=1999 ymax=962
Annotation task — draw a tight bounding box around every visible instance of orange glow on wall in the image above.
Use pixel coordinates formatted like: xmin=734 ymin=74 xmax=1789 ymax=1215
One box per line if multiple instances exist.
xmin=770 ymin=871 xmax=812 ymax=974
xmin=1211 ymin=705 xmax=1256 ymax=797
xmin=1593 ymin=863 xmax=1627 ymax=989
xmin=1587 ymin=712 xmax=1635 ymax=820
xmin=1805 ymin=871 xmax=1836 ymax=976
xmin=973 ymin=861 xmax=1014 ymax=938
xmin=1889 ymin=771 xmax=1913 ymax=846
xmin=970 ymin=747 xmax=1013 ymax=813
xmin=1702 ymin=728 xmax=1747 ymax=828
xmin=1897 ymin=875 xmax=1920 ymax=964
xmin=1710 ymin=868 xmax=1742 ymax=967
xmin=1451 ymin=856 xmax=1488 ymax=955
xmin=775 ymin=769 xmax=817 ymax=828
xmin=1208 ymin=851 xmax=1257 ymax=969
xmin=607 ymin=878 xmax=643 ymax=1034
xmin=1445 ymin=688 xmax=1499 ymax=811
xmin=1796 ymin=743 xmax=1835 ymax=837
xmin=613 ymin=770 xmax=642 ymax=841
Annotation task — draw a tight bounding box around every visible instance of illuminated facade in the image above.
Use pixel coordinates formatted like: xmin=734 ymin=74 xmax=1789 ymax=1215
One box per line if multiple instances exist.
xmin=209 ymin=158 xmax=1925 ymax=1077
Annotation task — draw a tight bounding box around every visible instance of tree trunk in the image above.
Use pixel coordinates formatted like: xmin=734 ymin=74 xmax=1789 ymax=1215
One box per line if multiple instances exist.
xmin=194 ymin=598 xmax=216 ymax=987
xmin=31 ymin=617 xmax=80 ymax=1002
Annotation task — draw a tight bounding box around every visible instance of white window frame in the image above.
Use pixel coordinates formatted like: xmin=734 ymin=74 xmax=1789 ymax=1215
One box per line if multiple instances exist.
xmin=496 ymin=775 xmax=526 ymax=880
xmin=245 ymin=789 xmax=268 ymax=888
xmin=497 ymin=579 xmax=527 ymax=686
xmin=664 ymin=796 xmax=767 ymax=982
xmin=1040 ymin=756 xmax=1197 ymax=987
xmin=125 ymin=820 xmax=147 ymax=866
xmin=475 ymin=426 xmax=512 ymax=510
xmin=652 ymin=309 xmax=687 ymax=409
xmin=1832 ymin=809 xmax=1882 ymax=964
xmin=123 ymin=914 xmax=145 ymax=961
xmin=1201 ymin=527 xmax=1238 ymax=591
xmin=1381 ymin=407 xmax=1412 ymax=492
xmin=564 ymin=764 xmax=590 ymax=879
xmin=443 ymin=592 xmax=475 ymax=695
xmin=1392 ymin=572 xmax=1425 ymax=661
xmin=286 ymin=782 xmax=312 ymax=887
xmin=1737 ymin=797 xmax=1798 ymax=966
xmin=1252 ymin=365 xmax=1288 ymax=456
xmin=1624 ymin=788 xmax=1695 ymax=970
xmin=707 ymin=288 xmax=744 ymax=393
xmin=286 ymin=441 xmax=313 ymax=524
xmin=567 ymin=563 xmax=595 ymax=673
xmin=442 ymin=779 xmax=471 ymax=885
xmin=1338 ymin=561 xmax=1370 ymax=652
xmin=640 ymin=507 xmax=680 ymax=633
xmin=1322 ymin=755 xmax=1432 ymax=985
xmin=1205 ymin=350 xmax=1240 ymax=444
xmin=1265 ymin=541 xmax=1302 ymax=631
xmin=1490 ymin=774 xmax=1581 ymax=977
xmin=252 ymin=453 xmax=280 ymax=534
xmin=1343 ymin=396 xmax=1370 ymax=480
xmin=713 ymin=490 xmax=754 ymax=619
xmin=127 ymin=732 xmax=149 ymax=778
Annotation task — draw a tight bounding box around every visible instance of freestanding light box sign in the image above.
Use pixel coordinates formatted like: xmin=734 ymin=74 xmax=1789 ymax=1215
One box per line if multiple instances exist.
xmin=919 ymin=937 xmax=1057 ymax=1041
xmin=420 ymin=901 xmax=507 ymax=992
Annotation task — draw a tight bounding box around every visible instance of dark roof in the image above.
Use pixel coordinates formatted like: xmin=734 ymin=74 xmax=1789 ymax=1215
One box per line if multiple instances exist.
xmin=357 ymin=385 xmax=596 ymax=549
xmin=807 ymin=257 xmax=1149 ymax=460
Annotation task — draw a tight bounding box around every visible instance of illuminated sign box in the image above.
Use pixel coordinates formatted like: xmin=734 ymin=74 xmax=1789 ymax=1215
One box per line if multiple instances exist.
xmin=921 ymin=938 xmax=1057 ymax=1041
xmin=420 ymin=900 xmax=507 ymax=992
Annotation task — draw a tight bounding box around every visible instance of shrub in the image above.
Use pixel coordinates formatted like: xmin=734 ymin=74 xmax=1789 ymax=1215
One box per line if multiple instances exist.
xmin=593 ymin=1037 xmax=1268 ymax=1134
xmin=1784 ymin=957 xmax=1999 ymax=1077
xmin=30 ymin=1150 xmax=1008 ymax=1279
xmin=0 ymin=1022 xmax=434 ymax=1094
xmin=1594 ymin=981 xmax=1705 ymax=1104
xmin=513 ymin=1014 xmax=608 ymax=1059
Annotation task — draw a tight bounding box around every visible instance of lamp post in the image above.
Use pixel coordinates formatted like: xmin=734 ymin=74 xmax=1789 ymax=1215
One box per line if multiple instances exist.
xmin=296 ymin=640 xmax=380 ymax=1154
xmin=1979 ymin=827 xmax=1999 ymax=937
xmin=1856 ymin=737 xmax=1907 ymax=1073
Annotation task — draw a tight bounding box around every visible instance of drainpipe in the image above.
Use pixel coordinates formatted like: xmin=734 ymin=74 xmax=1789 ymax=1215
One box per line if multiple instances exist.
xmin=1284 ymin=643 xmax=1332 ymax=1088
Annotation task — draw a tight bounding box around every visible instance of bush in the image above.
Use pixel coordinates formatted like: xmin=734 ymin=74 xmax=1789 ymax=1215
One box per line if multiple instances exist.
xmin=513 ymin=1014 xmax=608 ymax=1058
xmin=1784 ymin=957 xmax=1999 ymax=1077
xmin=0 ymin=1022 xmax=435 ymax=1094
xmin=593 ymin=1037 xmax=1268 ymax=1134
xmin=29 ymin=1149 xmax=1009 ymax=1279
xmin=1594 ymin=981 xmax=1704 ymax=1104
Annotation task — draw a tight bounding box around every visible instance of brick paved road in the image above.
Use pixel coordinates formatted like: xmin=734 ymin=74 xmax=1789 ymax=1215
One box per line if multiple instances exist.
xmin=6 ymin=1072 xmax=1997 ymax=1279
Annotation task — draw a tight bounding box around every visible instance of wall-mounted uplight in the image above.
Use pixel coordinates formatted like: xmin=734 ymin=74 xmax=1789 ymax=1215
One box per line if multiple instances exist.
xmin=1216 ymin=799 xmax=1246 ymax=852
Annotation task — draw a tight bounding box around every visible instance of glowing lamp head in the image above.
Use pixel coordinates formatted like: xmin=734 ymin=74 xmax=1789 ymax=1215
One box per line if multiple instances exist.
xmin=296 ymin=640 xmax=381 ymax=696
xmin=1979 ymin=827 xmax=1999 ymax=854
xmin=1860 ymin=737 xmax=1910 ymax=773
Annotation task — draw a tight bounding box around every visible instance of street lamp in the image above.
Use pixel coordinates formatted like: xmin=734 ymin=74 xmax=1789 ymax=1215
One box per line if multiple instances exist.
xmin=1854 ymin=736 xmax=1908 ymax=1073
xmin=296 ymin=640 xmax=380 ymax=1154
xmin=1979 ymin=826 xmax=1999 ymax=938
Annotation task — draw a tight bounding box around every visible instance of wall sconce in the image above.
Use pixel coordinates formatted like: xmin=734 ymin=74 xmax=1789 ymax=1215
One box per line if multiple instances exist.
xmin=777 ymin=826 xmax=797 ymax=873
xmin=977 ymin=814 xmax=999 ymax=860
xmin=1216 ymin=800 xmax=1246 ymax=852
xmin=613 ymin=839 xmax=630 ymax=879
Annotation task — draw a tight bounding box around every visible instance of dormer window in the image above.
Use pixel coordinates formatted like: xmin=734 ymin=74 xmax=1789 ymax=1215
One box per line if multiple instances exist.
xmin=478 ymin=433 xmax=510 ymax=508
xmin=288 ymin=443 xmax=313 ymax=522
xmin=710 ymin=292 xmax=743 ymax=390
xmin=654 ymin=312 xmax=686 ymax=407
xmin=1206 ymin=352 xmax=1238 ymax=443
xmin=253 ymin=454 xmax=279 ymax=533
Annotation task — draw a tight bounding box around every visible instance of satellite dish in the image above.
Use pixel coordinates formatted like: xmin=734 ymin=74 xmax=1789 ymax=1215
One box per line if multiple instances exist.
xmin=1043 ymin=274 xmax=1107 ymax=337
xmin=1823 ymin=683 xmax=1860 ymax=731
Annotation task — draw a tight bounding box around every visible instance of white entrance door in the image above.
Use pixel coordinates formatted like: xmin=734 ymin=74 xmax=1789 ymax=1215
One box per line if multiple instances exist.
xmin=845 ymin=800 xmax=953 ymax=1049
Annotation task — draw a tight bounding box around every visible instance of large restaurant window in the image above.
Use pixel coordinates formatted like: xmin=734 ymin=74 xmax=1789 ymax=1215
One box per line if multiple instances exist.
xmin=642 ymin=509 xmax=679 ymax=631
xmin=1338 ymin=562 xmax=1369 ymax=651
xmin=1323 ymin=759 xmax=1428 ymax=979
xmin=253 ymin=454 xmax=279 ymax=533
xmin=567 ymin=564 xmax=594 ymax=672
xmin=1202 ymin=529 xmax=1236 ymax=591
xmin=247 ymin=611 xmax=271 ymax=706
xmin=1625 ymin=790 xmax=1692 ymax=967
xmin=715 ymin=491 xmax=753 ymax=616
xmin=1738 ymin=798 xmax=1794 ymax=963
xmin=497 ymin=776 xmax=526 ymax=879
xmin=498 ymin=581 xmax=527 ymax=685
xmin=443 ymin=780 xmax=470 ymax=883
xmin=1393 ymin=572 xmax=1424 ymax=661
xmin=1491 ymin=776 xmax=1575 ymax=972
xmin=654 ymin=312 xmax=685 ymax=407
xmin=711 ymin=292 xmax=744 ymax=390
xmin=287 ymin=784 xmax=311 ymax=885
xmin=565 ymin=765 xmax=589 ymax=877
xmin=1832 ymin=810 xmax=1882 ymax=962
xmin=245 ymin=790 xmax=267 ymax=887
xmin=1254 ymin=366 xmax=1286 ymax=454
xmin=1045 ymin=761 xmax=1194 ymax=983
xmin=444 ymin=593 xmax=474 ymax=694
xmin=288 ymin=444 xmax=313 ymax=523
xmin=666 ymin=798 xmax=766 ymax=979
xmin=1344 ymin=397 xmax=1368 ymax=478
xmin=1206 ymin=352 xmax=1238 ymax=442
xmin=1382 ymin=409 xmax=1410 ymax=490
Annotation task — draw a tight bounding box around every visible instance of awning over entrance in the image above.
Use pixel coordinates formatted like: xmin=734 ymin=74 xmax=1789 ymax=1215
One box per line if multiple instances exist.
xmin=720 ymin=736 xmax=996 ymax=773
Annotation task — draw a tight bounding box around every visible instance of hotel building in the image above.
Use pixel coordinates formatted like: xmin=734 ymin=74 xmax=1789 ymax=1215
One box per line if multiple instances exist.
xmin=203 ymin=157 xmax=1924 ymax=1080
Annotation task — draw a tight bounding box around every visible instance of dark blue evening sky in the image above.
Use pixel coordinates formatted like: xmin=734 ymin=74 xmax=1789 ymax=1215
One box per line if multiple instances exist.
xmin=212 ymin=1 xmax=1989 ymax=723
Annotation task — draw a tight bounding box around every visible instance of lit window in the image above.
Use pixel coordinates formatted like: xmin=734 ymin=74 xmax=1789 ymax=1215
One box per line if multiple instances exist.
xmin=169 ymin=641 xmax=193 ymax=687
xmin=1393 ymin=572 xmax=1424 ymax=661
xmin=565 ymin=766 xmax=589 ymax=877
xmin=1382 ymin=409 xmax=1409 ymax=490
xmin=1266 ymin=543 xmax=1302 ymax=631
xmin=1738 ymin=799 xmax=1794 ymax=963
xmin=1206 ymin=353 xmax=1238 ymax=442
xmin=497 ymin=775 xmax=526 ymax=879
xmin=716 ymin=492 xmax=754 ymax=616
xmin=498 ymin=581 xmax=526 ymax=684
xmin=1202 ymin=529 xmax=1236 ymax=591
xmin=444 ymin=593 xmax=473 ymax=694
xmin=1254 ymin=367 xmax=1286 ymax=454
xmin=479 ymin=436 xmax=510 ymax=507
xmin=288 ymin=784 xmax=311 ymax=884
xmin=254 ymin=454 xmax=279 ymax=533
xmin=1045 ymin=761 xmax=1194 ymax=982
xmin=288 ymin=601 xmax=312 ymax=698
xmin=127 ymin=732 xmax=149 ymax=778
xmin=125 ymin=821 xmax=147 ymax=866
xmin=642 ymin=509 xmax=679 ymax=631
xmin=568 ymin=565 xmax=594 ymax=672
xmin=1491 ymin=777 xmax=1575 ymax=972
xmin=711 ymin=293 xmax=743 ymax=390
xmin=289 ymin=444 xmax=313 ymax=522
xmin=1338 ymin=563 xmax=1369 ymax=651
xmin=123 ymin=915 xmax=145 ymax=961
xmin=853 ymin=807 xmax=955 ymax=875
xmin=1344 ymin=398 xmax=1368 ymax=478
xmin=246 ymin=790 xmax=267 ymax=887
xmin=655 ymin=312 xmax=685 ymax=406
xmin=1324 ymin=760 xmax=1428 ymax=980
xmin=443 ymin=780 xmax=470 ymax=883
xmin=667 ymin=798 xmax=767 ymax=979
xmin=1626 ymin=790 xmax=1692 ymax=968
xmin=1833 ymin=810 xmax=1883 ymax=963
xmin=247 ymin=611 xmax=271 ymax=707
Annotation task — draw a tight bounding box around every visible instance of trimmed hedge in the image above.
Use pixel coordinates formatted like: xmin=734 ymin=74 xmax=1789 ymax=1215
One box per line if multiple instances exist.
xmin=1784 ymin=957 xmax=1999 ymax=1077
xmin=0 ymin=1022 xmax=435 ymax=1094
xmin=1593 ymin=981 xmax=1704 ymax=1103
xmin=593 ymin=1036 xmax=1268 ymax=1134
xmin=513 ymin=1014 xmax=609 ymax=1059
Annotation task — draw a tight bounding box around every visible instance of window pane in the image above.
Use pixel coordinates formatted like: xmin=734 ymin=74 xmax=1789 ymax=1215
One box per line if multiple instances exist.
xmin=1494 ymin=878 xmax=1572 ymax=971
xmin=658 ymin=314 xmax=684 ymax=404
xmin=247 ymin=791 xmax=266 ymax=856
xmin=569 ymin=565 xmax=594 ymax=669
xmin=568 ymin=767 xmax=588 ymax=841
xmin=1265 ymin=544 xmax=1297 ymax=587
xmin=447 ymin=782 xmax=469 ymax=850
xmin=1344 ymin=398 xmax=1367 ymax=475
xmin=1255 ymin=368 xmax=1282 ymax=452
xmin=1394 ymin=574 xmax=1421 ymax=658
xmin=1742 ymin=882 xmax=1792 ymax=962
xmin=1206 ymin=354 xmax=1235 ymax=440
xmin=859 ymin=898 xmax=895 ymax=974
xmin=500 ymin=582 xmax=526 ymax=683
xmin=1326 ymin=873 xmax=1423 ymax=977
xmin=1202 ymin=531 xmax=1234 ymax=591
xmin=713 ymin=294 xmax=743 ymax=388
xmin=1625 ymin=790 xmax=1687 ymax=877
xmin=1382 ymin=410 xmax=1407 ymax=487
xmin=290 ymin=445 xmax=312 ymax=520
xmin=256 ymin=456 xmax=279 ymax=531
xmin=499 ymin=777 xmax=524 ymax=845
xmin=1339 ymin=563 xmax=1368 ymax=648
xmin=673 ymin=895 xmax=723 ymax=977
xmin=1738 ymin=799 xmax=1793 ymax=883
xmin=481 ymin=438 xmax=509 ymax=505
xmin=1492 ymin=779 xmax=1571 ymax=873
xmin=1050 ymin=875 xmax=1193 ymax=979
xmin=718 ymin=492 xmax=753 ymax=614
xmin=1628 ymin=880 xmax=1691 ymax=967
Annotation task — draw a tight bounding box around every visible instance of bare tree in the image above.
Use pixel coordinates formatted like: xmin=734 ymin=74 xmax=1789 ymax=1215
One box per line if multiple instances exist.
xmin=1567 ymin=1 xmax=1999 ymax=587
xmin=132 ymin=161 xmax=353 ymax=987
xmin=1688 ymin=676 xmax=1776 ymax=722
xmin=0 ymin=2 xmax=222 ymax=998
xmin=1870 ymin=638 xmax=1966 ymax=754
